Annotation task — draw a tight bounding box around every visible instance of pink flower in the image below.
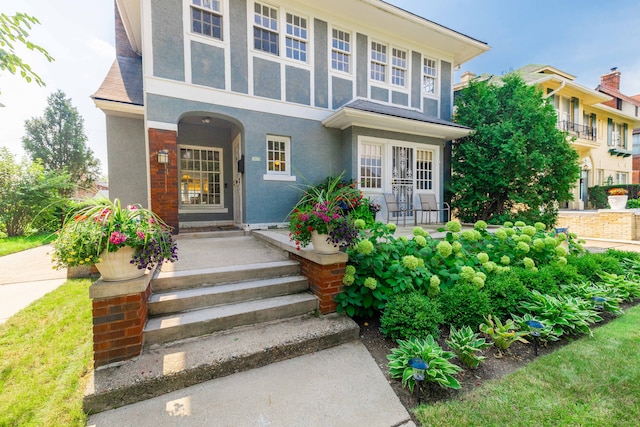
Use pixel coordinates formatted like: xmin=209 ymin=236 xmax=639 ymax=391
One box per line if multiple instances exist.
xmin=136 ymin=231 xmax=145 ymax=239
xmin=109 ymin=231 xmax=127 ymax=245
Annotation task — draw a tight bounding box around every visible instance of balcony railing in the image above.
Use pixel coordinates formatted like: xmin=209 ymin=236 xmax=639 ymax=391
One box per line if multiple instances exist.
xmin=557 ymin=120 xmax=597 ymax=141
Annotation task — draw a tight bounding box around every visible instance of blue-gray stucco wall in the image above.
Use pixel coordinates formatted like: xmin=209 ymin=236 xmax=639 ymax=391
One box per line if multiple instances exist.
xmin=332 ymin=76 xmax=353 ymax=109
xmin=254 ymin=58 xmax=281 ymax=100
xmin=356 ymin=33 xmax=368 ymax=98
xmin=191 ymin=41 xmax=225 ymax=89
xmin=286 ymin=66 xmax=311 ymax=105
xmin=106 ymin=115 xmax=148 ymax=207
xmin=371 ymin=86 xmax=388 ymax=102
xmin=151 ymin=0 xmax=184 ymax=81
xmin=230 ymin=0 xmax=248 ymax=93
xmin=440 ymin=61 xmax=452 ymax=120
xmin=392 ymin=91 xmax=408 ymax=106
xmin=411 ymin=51 xmax=421 ymax=109
xmin=424 ymin=98 xmax=438 ymax=117
xmin=146 ymin=94 xmax=346 ymax=224
xmin=314 ymin=18 xmax=328 ymax=108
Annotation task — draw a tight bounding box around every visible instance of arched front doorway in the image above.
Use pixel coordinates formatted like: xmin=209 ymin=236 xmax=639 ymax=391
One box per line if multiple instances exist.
xmin=177 ymin=114 xmax=243 ymax=229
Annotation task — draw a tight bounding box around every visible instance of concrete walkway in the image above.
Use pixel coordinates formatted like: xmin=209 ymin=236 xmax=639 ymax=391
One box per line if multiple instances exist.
xmin=0 ymin=244 xmax=67 ymax=324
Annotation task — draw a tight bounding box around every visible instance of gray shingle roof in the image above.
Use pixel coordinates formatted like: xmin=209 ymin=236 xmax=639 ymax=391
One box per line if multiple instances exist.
xmin=92 ymin=55 xmax=143 ymax=106
xmin=342 ymin=99 xmax=470 ymax=130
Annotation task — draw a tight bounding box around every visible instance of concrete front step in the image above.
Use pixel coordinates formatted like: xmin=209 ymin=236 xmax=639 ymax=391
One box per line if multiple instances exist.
xmin=84 ymin=313 xmax=360 ymax=414
xmin=144 ymin=293 xmax=319 ymax=347
xmin=148 ymin=275 xmax=309 ymax=316
xmin=152 ymin=260 xmax=300 ymax=292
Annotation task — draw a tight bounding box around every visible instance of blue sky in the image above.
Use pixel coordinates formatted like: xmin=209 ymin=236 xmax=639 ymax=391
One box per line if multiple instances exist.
xmin=1 ymin=1 xmax=639 ymax=173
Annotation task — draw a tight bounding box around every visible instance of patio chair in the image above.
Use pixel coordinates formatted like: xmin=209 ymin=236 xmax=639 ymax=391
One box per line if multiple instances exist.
xmin=383 ymin=193 xmax=417 ymax=226
xmin=416 ymin=193 xmax=450 ymax=224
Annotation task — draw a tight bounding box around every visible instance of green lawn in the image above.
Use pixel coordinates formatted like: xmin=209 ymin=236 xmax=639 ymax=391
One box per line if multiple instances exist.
xmin=0 ymin=233 xmax=56 ymax=257
xmin=415 ymin=303 xmax=640 ymax=427
xmin=0 ymin=279 xmax=92 ymax=427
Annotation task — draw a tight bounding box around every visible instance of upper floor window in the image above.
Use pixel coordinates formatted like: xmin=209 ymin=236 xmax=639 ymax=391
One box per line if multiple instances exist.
xmin=423 ymin=57 xmax=437 ymax=94
xmin=611 ymin=121 xmax=626 ymax=148
xmin=331 ymin=29 xmax=351 ymax=73
xmin=191 ymin=0 xmax=223 ymax=40
xmin=370 ymin=42 xmax=387 ymax=83
xmin=285 ymin=13 xmax=307 ymax=62
xmin=391 ymin=48 xmax=407 ymax=87
xmin=254 ymin=2 xmax=278 ymax=55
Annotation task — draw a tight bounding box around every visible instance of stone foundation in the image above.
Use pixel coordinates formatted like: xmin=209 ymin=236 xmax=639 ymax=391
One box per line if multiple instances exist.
xmin=557 ymin=210 xmax=640 ymax=240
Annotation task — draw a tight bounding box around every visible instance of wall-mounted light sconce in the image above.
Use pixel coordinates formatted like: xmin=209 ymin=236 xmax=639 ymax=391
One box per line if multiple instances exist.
xmin=202 ymin=117 xmax=211 ymax=124
xmin=157 ymin=149 xmax=169 ymax=164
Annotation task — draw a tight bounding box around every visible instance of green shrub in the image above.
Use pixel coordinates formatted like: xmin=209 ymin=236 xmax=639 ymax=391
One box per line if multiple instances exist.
xmin=568 ymin=252 xmax=624 ymax=281
xmin=588 ymin=185 xmax=608 ymax=209
xmin=380 ymin=292 xmax=443 ymax=340
xmin=482 ymin=269 xmax=529 ymax=319
xmin=439 ymin=283 xmax=492 ymax=329
xmin=387 ymin=336 xmax=462 ymax=392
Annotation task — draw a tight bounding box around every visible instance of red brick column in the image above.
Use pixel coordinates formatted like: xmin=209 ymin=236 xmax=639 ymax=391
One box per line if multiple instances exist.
xmin=290 ymin=253 xmax=345 ymax=314
xmin=148 ymin=128 xmax=179 ymax=231
xmin=89 ymin=279 xmax=151 ymax=368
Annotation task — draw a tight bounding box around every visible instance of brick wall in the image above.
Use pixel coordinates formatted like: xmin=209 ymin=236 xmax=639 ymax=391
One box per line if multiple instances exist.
xmin=148 ymin=129 xmax=179 ymax=231
xmin=557 ymin=211 xmax=639 ymax=240
xmin=290 ymin=253 xmax=345 ymax=314
xmin=92 ymin=285 xmax=151 ymax=368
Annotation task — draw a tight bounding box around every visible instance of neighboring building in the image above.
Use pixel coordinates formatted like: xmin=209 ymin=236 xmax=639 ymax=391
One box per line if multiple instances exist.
xmin=595 ymin=69 xmax=640 ymax=185
xmin=455 ymin=65 xmax=640 ymax=209
xmin=92 ymin=0 xmax=488 ymax=231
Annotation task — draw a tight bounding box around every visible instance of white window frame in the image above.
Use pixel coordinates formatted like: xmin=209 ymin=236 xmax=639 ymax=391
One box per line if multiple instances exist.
xmin=253 ymin=1 xmax=279 ymax=56
xmin=264 ymin=135 xmax=296 ymax=181
xmin=415 ymin=149 xmax=434 ymax=191
xmin=331 ymin=27 xmax=351 ymax=74
xmin=190 ymin=0 xmax=223 ymax=40
xmin=359 ymin=142 xmax=383 ymax=190
xmin=285 ymin=12 xmax=308 ymax=62
xmin=179 ymin=145 xmax=225 ymax=210
xmin=370 ymin=41 xmax=387 ymax=83
xmin=357 ymin=136 xmax=441 ymax=198
xmin=391 ymin=48 xmax=407 ymax=88
xmin=616 ymin=171 xmax=628 ymax=184
xmin=422 ymin=57 xmax=437 ymax=96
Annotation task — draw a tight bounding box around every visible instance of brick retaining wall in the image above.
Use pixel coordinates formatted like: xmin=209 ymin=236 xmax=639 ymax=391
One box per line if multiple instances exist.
xmin=557 ymin=210 xmax=640 ymax=240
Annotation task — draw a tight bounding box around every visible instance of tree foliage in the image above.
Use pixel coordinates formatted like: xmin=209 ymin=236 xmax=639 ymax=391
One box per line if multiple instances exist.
xmin=0 ymin=147 xmax=71 ymax=236
xmin=0 ymin=12 xmax=54 ymax=92
xmin=22 ymin=90 xmax=100 ymax=191
xmin=451 ymin=73 xmax=580 ymax=226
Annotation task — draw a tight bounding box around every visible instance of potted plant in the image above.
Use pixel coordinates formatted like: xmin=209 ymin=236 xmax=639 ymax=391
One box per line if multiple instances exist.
xmin=288 ymin=173 xmax=362 ymax=253
xmin=607 ymin=187 xmax=628 ymax=210
xmin=52 ymin=197 xmax=178 ymax=281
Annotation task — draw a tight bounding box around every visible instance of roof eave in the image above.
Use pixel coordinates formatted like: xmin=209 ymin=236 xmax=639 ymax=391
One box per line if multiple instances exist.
xmin=92 ymin=98 xmax=144 ymax=118
xmin=322 ymin=108 xmax=472 ymax=140
xmin=116 ymin=0 xmax=142 ymax=55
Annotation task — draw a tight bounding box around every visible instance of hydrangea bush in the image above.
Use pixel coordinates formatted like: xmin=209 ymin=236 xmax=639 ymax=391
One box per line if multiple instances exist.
xmin=336 ymin=219 xmax=583 ymax=318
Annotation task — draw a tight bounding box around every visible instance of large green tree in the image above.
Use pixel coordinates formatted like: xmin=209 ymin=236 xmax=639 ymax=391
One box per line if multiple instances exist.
xmin=0 ymin=147 xmax=70 ymax=236
xmin=451 ymin=73 xmax=580 ymax=226
xmin=0 ymin=12 xmax=53 ymax=93
xmin=22 ymin=90 xmax=100 ymax=191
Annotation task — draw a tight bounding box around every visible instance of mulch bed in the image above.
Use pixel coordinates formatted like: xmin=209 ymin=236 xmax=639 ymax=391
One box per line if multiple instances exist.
xmin=355 ymin=302 xmax=636 ymax=422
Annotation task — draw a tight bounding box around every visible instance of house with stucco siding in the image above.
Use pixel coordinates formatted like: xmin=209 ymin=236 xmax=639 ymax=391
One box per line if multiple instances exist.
xmin=92 ymin=0 xmax=488 ymax=231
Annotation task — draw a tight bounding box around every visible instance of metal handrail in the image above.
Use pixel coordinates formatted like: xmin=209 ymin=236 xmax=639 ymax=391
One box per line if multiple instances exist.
xmin=557 ymin=120 xmax=597 ymax=141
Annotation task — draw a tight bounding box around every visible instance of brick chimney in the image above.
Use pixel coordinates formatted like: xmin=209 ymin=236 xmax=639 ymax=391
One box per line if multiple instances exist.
xmin=601 ymin=67 xmax=621 ymax=90
xmin=460 ymin=71 xmax=477 ymax=84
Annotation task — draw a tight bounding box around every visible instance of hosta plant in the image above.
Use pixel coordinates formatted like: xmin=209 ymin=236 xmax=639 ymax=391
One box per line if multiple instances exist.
xmin=479 ymin=314 xmax=529 ymax=355
xmin=511 ymin=313 xmax=560 ymax=343
xmin=597 ymin=271 xmax=640 ymax=302
xmin=445 ymin=325 xmax=491 ymax=368
xmin=387 ymin=336 xmax=462 ymax=392
xmin=519 ymin=290 xmax=601 ymax=337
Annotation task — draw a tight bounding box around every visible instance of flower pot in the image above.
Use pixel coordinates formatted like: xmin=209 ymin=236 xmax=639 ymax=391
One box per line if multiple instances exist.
xmin=311 ymin=231 xmax=339 ymax=254
xmin=607 ymin=195 xmax=628 ymax=210
xmin=95 ymin=246 xmax=145 ymax=281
